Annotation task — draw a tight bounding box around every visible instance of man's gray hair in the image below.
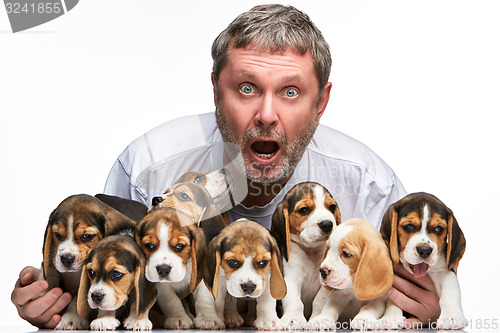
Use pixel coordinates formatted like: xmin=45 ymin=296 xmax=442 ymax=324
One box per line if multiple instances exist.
xmin=211 ymin=4 xmax=332 ymax=92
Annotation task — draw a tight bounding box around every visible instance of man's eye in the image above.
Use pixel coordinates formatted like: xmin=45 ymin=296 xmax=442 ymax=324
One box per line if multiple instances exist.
xmin=240 ymin=84 xmax=255 ymax=94
xmin=284 ymin=88 xmax=298 ymax=98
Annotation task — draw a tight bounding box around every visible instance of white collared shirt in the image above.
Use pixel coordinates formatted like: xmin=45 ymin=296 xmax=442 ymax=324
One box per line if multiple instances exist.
xmin=103 ymin=112 xmax=406 ymax=230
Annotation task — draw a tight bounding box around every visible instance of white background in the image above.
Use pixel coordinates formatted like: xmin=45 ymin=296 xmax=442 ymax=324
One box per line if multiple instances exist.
xmin=1 ymin=0 xmax=499 ymax=330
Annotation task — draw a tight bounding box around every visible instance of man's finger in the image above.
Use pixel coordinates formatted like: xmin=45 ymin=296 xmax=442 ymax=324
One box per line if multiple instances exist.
xmin=12 ymin=280 xmax=48 ymax=307
xmin=19 ymin=288 xmax=63 ymax=318
xmin=386 ymin=277 xmax=424 ymax=317
xmin=37 ymin=293 xmax=71 ymax=328
xmin=43 ymin=314 xmax=63 ymax=329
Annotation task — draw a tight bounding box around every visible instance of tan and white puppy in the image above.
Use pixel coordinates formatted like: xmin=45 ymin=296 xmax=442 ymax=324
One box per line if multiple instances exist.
xmin=270 ymin=182 xmax=340 ymax=328
xmin=151 ymin=168 xmax=234 ymax=214
xmin=135 ymin=207 xmax=225 ymax=329
xmin=77 ymin=234 xmax=157 ymax=330
xmin=204 ymin=219 xmax=287 ymax=330
xmin=41 ymin=194 xmax=137 ymax=330
xmin=379 ymin=192 xmax=467 ymax=329
xmin=308 ymin=219 xmax=393 ymax=330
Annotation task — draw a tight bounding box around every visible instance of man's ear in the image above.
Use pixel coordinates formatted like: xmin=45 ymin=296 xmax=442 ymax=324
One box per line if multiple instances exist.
xmin=317 ymin=82 xmax=332 ymax=119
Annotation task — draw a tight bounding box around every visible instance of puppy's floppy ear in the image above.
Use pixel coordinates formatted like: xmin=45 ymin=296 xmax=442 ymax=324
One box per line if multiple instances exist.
xmin=95 ymin=194 xmax=148 ymax=222
xmin=42 ymin=209 xmax=56 ymax=280
xmin=380 ymin=204 xmax=400 ymax=263
xmin=102 ymin=205 xmax=137 ymax=236
xmin=134 ymin=250 xmax=157 ymax=318
xmin=353 ymin=237 xmax=394 ymax=300
xmin=187 ymin=226 xmax=207 ymax=293
xmin=203 ymin=236 xmax=222 ymax=299
xmin=446 ymin=209 xmax=466 ymax=270
xmin=333 ymin=203 xmax=341 ymax=226
xmin=270 ymin=200 xmax=290 ymax=261
xmin=77 ymin=264 xmax=90 ymax=318
xmin=269 ymin=236 xmax=287 ymax=300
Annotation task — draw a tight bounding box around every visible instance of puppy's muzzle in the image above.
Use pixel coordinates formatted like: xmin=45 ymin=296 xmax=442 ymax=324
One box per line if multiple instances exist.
xmin=241 ymin=282 xmax=257 ymax=295
xmin=151 ymin=196 xmax=164 ymax=207
xmin=318 ymin=220 xmax=333 ymax=233
xmin=91 ymin=292 xmax=104 ymax=305
xmin=60 ymin=254 xmax=75 ymax=268
xmin=417 ymin=246 xmax=433 ymax=259
xmin=156 ymin=264 xmax=172 ymax=278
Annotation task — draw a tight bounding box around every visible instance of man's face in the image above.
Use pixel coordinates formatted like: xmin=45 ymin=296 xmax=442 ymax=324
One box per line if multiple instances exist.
xmin=214 ymin=46 xmax=331 ymax=184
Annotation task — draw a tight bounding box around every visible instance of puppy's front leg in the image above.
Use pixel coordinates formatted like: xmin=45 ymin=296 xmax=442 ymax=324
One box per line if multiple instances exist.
xmin=90 ymin=309 xmax=120 ymax=330
xmin=192 ymin=283 xmax=225 ymax=329
xmin=309 ymin=288 xmax=352 ymax=330
xmin=431 ymin=270 xmax=467 ymax=329
xmin=254 ymin=279 xmax=282 ymax=330
xmin=123 ymin=303 xmax=152 ymax=330
xmin=378 ymin=298 xmax=405 ymax=329
xmin=280 ymin=277 xmax=306 ymax=329
xmin=351 ymin=296 xmax=386 ymax=330
xmin=55 ymin=298 xmax=89 ymax=330
xmin=156 ymin=284 xmax=193 ymax=329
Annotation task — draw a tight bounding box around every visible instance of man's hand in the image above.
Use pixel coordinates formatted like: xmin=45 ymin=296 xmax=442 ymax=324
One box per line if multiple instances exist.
xmin=11 ymin=266 xmax=72 ymax=328
xmin=385 ymin=263 xmax=440 ymax=328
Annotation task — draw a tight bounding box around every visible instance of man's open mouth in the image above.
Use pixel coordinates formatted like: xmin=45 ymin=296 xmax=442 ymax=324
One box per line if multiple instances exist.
xmin=250 ymin=140 xmax=280 ymax=162
xmin=410 ymin=262 xmax=429 ymax=278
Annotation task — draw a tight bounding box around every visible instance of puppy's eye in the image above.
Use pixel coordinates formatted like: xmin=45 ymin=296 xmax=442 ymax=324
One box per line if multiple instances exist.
xmin=433 ymin=226 xmax=445 ymax=235
xmin=297 ymin=207 xmax=311 ymax=216
xmin=80 ymin=234 xmax=96 ymax=242
xmin=177 ymin=192 xmax=191 ymax=201
xmin=88 ymin=269 xmax=95 ymax=279
xmin=256 ymin=260 xmax=269 ymax=269
xmin=403 ymin=224 xmax=416 ymax=233
xmin=341 ymin=251 xmax=352 ymax=258
xmin=226 ymin=259 xmax=241 ymax=269
xmin=328 ymin=204 xmax=337 ymax=213
xmin=54 ymin=232 xmax=63 ymax=241
xmin=110 ymin=270 xmax=124 ymax=281
xmin=144 ymin=243 xmax=156 ymax=251
xmin=174 ymin=243 xmax=186 ymax=253
xmin=194 ymin=175 xmax=205 ymax=184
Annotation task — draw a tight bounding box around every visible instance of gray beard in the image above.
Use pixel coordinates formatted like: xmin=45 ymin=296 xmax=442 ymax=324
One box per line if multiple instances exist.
xmin=215 ymin=107 xmax=319 ymax=185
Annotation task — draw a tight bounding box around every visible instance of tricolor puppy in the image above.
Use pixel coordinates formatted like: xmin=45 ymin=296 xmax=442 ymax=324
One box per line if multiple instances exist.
xmin=380 ymin=192 xmax=467 ymax=329
xmin=40 ymin=194 xmax=137 ymax=330
xmin=309 ymin=219 xmax=393 ymax=330
xmin=151 ymin=168 xmax=234 ymax=214
xmin=270 ymin=182 xmax=340 ymax=328
xmin=77 ymin=234 xmax=157 ymax=330
xmin=204 ymin=219 xmax=287 ymax=330
xmin=135 ymin=207 xmax=225 ymax=329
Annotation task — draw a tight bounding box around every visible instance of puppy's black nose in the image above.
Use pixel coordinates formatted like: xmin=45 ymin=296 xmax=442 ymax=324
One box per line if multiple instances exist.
xmin=91 ymin=293 xmax=104 ymax=304
xmin=318 ymin=220 xmax=333 ymax=233
xmin=417 ymin=246 xmax=433 ymax=259
xmin=156 ymin=264 xmax=172 ymax=277
xmin=241 ymin=282 xmax=256 ymax=295
xmin=319 ymin=268 xmax=330 ymax=280
xmin=152 ymin=196 xmax=164 ymax=206
xmin=61 ymin=255 xmax=75 ymax=267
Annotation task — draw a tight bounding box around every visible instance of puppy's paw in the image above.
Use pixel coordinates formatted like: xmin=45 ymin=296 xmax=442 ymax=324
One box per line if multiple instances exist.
xmin=253 ymin=316 xmax=284 ymax=330
xmin=90 ymin=317 xmax=120 ymax=331
xmin=308 ymin=314 xmax=337 ymax=330
xmin=164 ymin=316 xmax=194 ymax=329
xmin=377 ymin=314 xmax=405 ymax=330
xmin=193 ymin=313 xmax=225 ymax=330
xmin=351 ymin=313 xmax=380 ymax=330
xmin=123 ymin=316 xmax=153 ymax=330
xmin=281 ymin=313 xmax=307 ymax=330
xmin=224 ymin=311 xmax=244 ymax=328
xmin=437 ymin=312 xmax=468 ymax=330
xmin=55 ymin=312 xmax=89 ymax=330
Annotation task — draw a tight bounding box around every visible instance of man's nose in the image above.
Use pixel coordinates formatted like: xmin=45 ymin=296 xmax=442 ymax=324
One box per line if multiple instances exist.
xmin=255 ymin=93 xmax=278 ymax=128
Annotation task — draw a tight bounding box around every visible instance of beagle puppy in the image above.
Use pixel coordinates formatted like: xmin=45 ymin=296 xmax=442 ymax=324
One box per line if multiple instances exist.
xmin=151 ymin=168 xmax=234 ymax=214
xmin=270 ymin=182 xmax=341 ymax=328
xmin=40 ymin=194 xmax=137 ymax=330
xmin=77 ymin=233 xmax=157 ymax=330
xmin=204 ymin=219 xmax=287 ymax=330
xmin=135 ymin=207 xmax=225 ymax=329
xmin=308 ymin=219 xmax=394 ymax=330
xmin=379 ymin=192 xmax=467 ymax=329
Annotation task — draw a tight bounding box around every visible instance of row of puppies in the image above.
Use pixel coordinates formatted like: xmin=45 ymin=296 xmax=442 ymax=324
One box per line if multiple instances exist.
xmin=40 ymin=171 xmax=467 ymax=330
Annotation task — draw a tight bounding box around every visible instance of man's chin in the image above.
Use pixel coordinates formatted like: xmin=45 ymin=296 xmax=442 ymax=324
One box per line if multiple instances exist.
xmin=245 ymin=159 xmax=293 ymax=185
